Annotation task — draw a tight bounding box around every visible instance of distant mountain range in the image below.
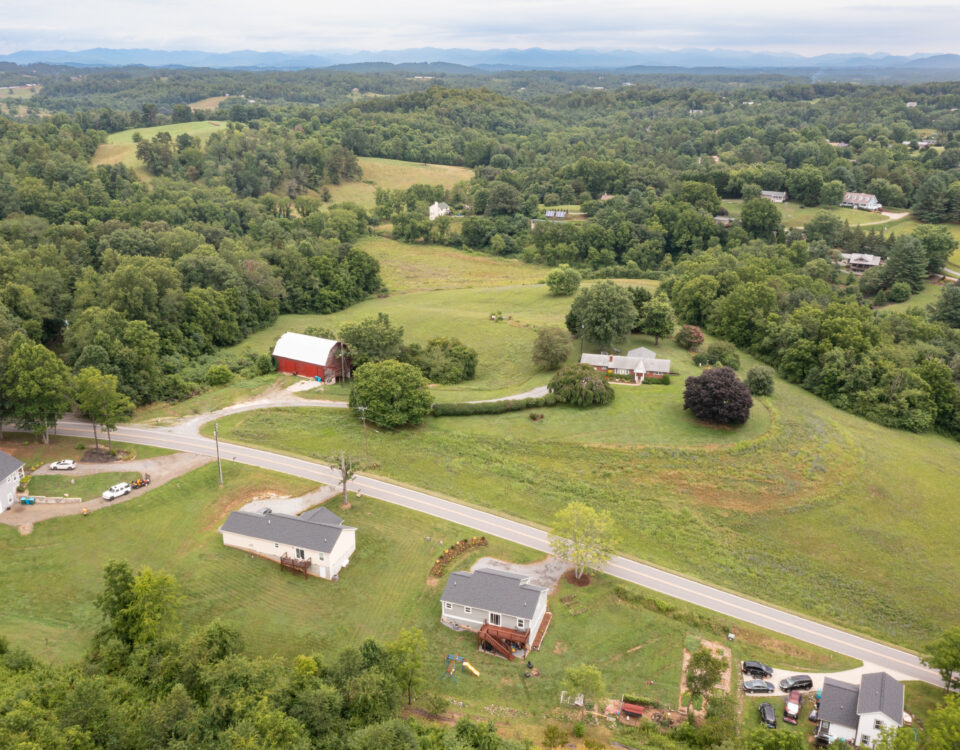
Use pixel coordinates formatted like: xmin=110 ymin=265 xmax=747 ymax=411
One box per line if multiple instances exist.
xmin=3 ymin=47 xmax=960 ymax=73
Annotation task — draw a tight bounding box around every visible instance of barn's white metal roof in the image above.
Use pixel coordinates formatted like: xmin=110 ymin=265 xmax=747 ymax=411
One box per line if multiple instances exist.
xmin=272 ymin=332 xmax=338 ymax=367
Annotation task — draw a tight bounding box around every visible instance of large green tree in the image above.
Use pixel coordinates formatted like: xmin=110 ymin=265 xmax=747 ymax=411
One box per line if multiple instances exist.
xmin=884 ymin=235 xmax=928 ymax=293
xmin=740 ymin=198 xmax=781 ymax=240
xmin=638 ymin=294 xmax=676 ymax=344
xmin=565 ymin=280 xmax=637 ymax=348
xmin=348 ymin=360 xmax=433 ymax=428
xmin=389 ymin=627 xmax=427 ymax=705
xmin=914 ymin=225 xmax=959 ymax=274
xmin=2 ymin=334 xmax=73 ymax=443
xmin=339 ymin=314 xmax=405 ymax=368
xmin=924 ymin=626 xmax=960 ymax=691
xmin=75 ymin=367 xmax=135 ymax=450
xmin=532 ymin=326 xmax=572 ymax=370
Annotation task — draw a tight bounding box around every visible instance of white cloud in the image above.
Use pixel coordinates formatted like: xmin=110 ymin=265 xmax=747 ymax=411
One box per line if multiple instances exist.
xmin=0 ymin=0 xmax=957 ymax=54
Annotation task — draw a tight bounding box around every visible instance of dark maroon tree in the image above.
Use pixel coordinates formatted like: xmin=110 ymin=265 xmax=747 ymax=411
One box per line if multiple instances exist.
xmin=683 ymin=367 xmax=753 ymax=425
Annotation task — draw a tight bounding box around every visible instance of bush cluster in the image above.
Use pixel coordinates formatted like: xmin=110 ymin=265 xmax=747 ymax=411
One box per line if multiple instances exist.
xmin=432 ymin=394 xmax=557 ymax=416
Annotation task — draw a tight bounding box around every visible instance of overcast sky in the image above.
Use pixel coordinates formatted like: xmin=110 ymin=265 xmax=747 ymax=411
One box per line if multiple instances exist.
xmin=0 ymin=0 xmax=957 ymax=55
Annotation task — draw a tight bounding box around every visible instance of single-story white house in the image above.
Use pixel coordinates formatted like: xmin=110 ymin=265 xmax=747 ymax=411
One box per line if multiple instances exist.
xmin=580 ymin=351 xmax=672 ymax=384
xmin=441 ymin=568 xmax=549 ymax=657
xmin=841 ymin=192 xmax=883 ymax=212
xmin=219 ymin=506 xmax=356 ymax=580
xmin=429 ymin=201 xmax=451 ymax=221
xmin=0 ymin=450 xmax=25 ymax=514
xmin=840 ymin=253 xmax=884 ymax=273
xmin=816 ymin=673 xmax=904 ymax=748
xmin=760 ymin=190 xmax=787 ymax=203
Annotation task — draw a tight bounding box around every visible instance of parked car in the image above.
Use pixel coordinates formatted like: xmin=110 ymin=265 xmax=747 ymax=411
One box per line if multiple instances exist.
xmin=759 ymin=702 xmax=777 ymax=728
xmin=49 ymin=459 xmax=77 ymax=471
xmin=784 ymin=690 xmax=801 ymax=724
xmin=743 ymin=680 xmax=776 ymax=694
xmin=779 ymin=675 xmax=814 ymax=691
xmin=102 ymin=482 xmax=132 ymax=501
xmin=742 ymin=661 xmax=774 ymax=678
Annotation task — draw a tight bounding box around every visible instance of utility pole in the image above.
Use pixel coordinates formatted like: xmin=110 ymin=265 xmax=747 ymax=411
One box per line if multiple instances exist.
xmin=214 ymin=421 xmax=223 ymax=486
xmin=356 ymin=405 xmax=369 ymax=465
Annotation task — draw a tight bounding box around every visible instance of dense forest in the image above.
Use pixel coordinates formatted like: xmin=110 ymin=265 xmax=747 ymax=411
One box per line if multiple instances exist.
xmin=2 ymin=66 xmax=960 ymax=439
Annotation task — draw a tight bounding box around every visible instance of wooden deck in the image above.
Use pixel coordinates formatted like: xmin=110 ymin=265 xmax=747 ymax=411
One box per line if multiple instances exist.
xmin=280 ymin=553 xmax=311 ymax=578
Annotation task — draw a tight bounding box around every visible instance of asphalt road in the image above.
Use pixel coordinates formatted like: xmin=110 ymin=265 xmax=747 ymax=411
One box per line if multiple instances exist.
xmin=54 ymin=417 xmax=942 ymax=686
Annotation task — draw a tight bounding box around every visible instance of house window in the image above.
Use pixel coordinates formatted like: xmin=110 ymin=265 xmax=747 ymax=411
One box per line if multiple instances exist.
xmin=489 ymin=613 xmax=501 ymax=626
xmin=873 ymin=720 xmax=884 ymax=730
xmin=464 ymin=607 xmax=472 ymax=614
xmin=861 ymin=736 xmax=871 ymax=747
xmin=444 ymin=602 xmax=452 ymax=610
xmin=295 ymin=548 xmax=305 ymax=560
xmin=274 ymin=543 xmax=279 ymax=548
xmin=517 ymin=619 xmax=525 ymax=629
xmin=318 ymin=553 xmax=324 ymax=561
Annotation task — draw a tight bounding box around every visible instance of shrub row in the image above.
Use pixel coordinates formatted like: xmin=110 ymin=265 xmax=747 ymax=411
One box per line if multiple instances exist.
xmin=432 ymin=394 xmax=558 ymax=417
xmin=430 ymin=536 xmax=489 ymax=577
xmin=614 ymin=585 xmax=729 ymax=634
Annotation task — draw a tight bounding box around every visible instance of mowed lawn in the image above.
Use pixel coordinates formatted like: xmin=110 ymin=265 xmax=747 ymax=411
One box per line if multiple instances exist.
xmin=722 ymin=200 xmax=894 ymax=228
xmin=883 ymin=217 xmax=960 ymax=268
xmin=356 ymin=235 xmax=546 ymax=294
xmin=1 ymin=461 xmax=859 ymax=737
xmin=326 ymin=157 xmax=474 ymax=209
xmin=879 ymin=279 xmax=946 ymax=314
xmin=90 ymin=121 xmax=225 ymax=178
xmin=28 ymin=471 xmax=141 ymax=501
xmin=0 ymin=435 xmax=171 ymax=467
xmin=207 ymin=353 xmax=960 ymax=650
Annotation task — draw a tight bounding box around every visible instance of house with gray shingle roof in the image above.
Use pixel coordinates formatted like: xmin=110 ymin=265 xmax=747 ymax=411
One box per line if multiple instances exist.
xmin=816 ymin=673 xmax=904 ymax=747
xmin=580 ymin=349 xmax=671 ymax=384
xmin=219 ymin=507 xmax=356 ymax=580
xmin=0 ymin=450 xmax=25 ymax=514
xmin=441 ymin=568 xmax=548 ymax=648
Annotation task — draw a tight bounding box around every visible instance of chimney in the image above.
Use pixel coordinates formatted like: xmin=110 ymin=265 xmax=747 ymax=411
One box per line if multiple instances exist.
xmin=609 ymin=355 xmax=613 ymax=363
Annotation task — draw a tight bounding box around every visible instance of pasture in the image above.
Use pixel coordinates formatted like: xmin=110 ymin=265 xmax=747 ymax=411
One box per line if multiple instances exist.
xmin=0 ymin=461 xmax=858 ymax=739
xmin=325 ymin=156 xmax=474 ymax=208
xmin=189 ymin=95 xmax=231 ymax=110
xmin=90 ymin=121 xmax=224 ymax=179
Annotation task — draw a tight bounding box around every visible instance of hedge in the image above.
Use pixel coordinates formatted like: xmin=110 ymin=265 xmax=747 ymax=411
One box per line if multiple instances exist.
xmin=432 ymin=393 xmax=558 ymax=417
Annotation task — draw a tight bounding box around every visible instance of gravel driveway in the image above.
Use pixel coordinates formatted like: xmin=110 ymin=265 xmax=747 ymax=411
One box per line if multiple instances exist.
xmin=470 ymin=555 xmax=569 ymax=590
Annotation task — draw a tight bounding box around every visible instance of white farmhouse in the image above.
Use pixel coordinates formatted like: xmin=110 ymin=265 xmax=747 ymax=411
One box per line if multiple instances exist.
xmin=219 ymin=506 xmax=356 ymax=580
xmin=760 ymin=190 xmax=787 ymax=203
xmin=841 ymin=192 xmax=883 ymax=212
xmin=429 ymin=201 xmax=451 ymax=221
xmin=0 ymin=450 xmax=25 ymax=514
xmin=440 ymin=568 xmax=550 ymax=659
xmin=816 ymin=673 xmax=904 ymax=747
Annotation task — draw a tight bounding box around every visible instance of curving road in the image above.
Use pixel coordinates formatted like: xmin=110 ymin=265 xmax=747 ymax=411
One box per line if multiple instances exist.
xmin=53 ymin=416 xmax=942 ymax=686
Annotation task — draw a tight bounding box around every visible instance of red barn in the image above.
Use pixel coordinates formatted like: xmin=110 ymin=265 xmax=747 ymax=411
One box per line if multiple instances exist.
xmin=272 ymin=332 xmax=350 ymax=381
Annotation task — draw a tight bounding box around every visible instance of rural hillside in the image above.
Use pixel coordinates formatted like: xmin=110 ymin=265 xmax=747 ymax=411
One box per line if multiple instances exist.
xmin=1 ymin=33 xmax=960 ymax=750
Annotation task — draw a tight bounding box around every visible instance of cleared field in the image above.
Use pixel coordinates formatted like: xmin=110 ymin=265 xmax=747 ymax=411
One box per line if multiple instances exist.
xmin=90 ymin=121 xmax=224 ymax=179
xmin=722 ymin=200 xmax=894 ymax=228
xmin=356 ymin=235 xmax=546 ymax=293
xmin=189 ymin=95 xmax=230 ymax=110
xmin=0 ymin=85 xmax=40 ymax=98
xmin=325 ymin=156 xmax=474 ymax=209
xmin=208 ymin=340 xmax=960 ymax=650
xmin=0 ymin=462 xmax=856 ymax=738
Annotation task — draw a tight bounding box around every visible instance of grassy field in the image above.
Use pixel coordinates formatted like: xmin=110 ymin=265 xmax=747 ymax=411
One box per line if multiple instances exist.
xmin=356 ymin=235 xmax=546 ymax=294
xmin=206 ymin=338 xmax=960 ymax=651
xmin=27 ymin=471 xmax=141 ymax=500
xmin=0 ymin=461 xmax=858 ymax=740
xmin=882 ymin=217 xmax=960 ymax=268
xmin=722 ymin=200 xmax=894 ymax=228
xmin=0 ymin=85 xmax=40 ymax=99
xmin=189 ymin=95 xmax=230 ymax=110
xmin=879 ymin=279 xmax=945 ymax=314
xmin=325 ymin=157 xmax=474 ymax=209
xmin=90 ymin=121 xmax=225 ymax=179
xmin=134 ymin=373 xmax=279 ymax=423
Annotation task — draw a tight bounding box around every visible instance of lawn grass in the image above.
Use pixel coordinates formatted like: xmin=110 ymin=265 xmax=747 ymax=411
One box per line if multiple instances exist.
xmin=882 ymin=217 xmax=960 ymax=268
xmin=27 ymin=471 xmax=141 ymax=501
xmin=879 ymin=279 xmax=945 ymax=314
xmin=325 ymin=157 xmax=474 ymax=209
xmin=0 ymin=462 xmax=856 ymax=739
xmin=904 ymin=681 xmax=950 ymax=726
xmin=0 ymin=434 xmax=172 ymax=468
xmin=722 ymin=200 xmax=894 ymax=228
xmin=206 ymin=348 xmax=960 ymax=651
xmin=356 ymin=235 xmax=546 ymax=294
xmin=134 ymin=374 xmax=279 ymax=424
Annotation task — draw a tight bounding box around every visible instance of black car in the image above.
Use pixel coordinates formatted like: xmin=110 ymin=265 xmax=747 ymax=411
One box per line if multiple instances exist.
xmin=759 ymin=702 xmax=777 ymax=728
xmin=743 ymin=680 xmax=776 ymax=694
xmin=742 ymin=661 xmax=774 ymax=678
xmin=778 ymin=675 xmax=814 ymax=691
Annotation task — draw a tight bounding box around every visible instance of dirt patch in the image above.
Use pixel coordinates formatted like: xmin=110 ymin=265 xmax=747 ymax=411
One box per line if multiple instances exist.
xmin=425 ymin=577 xmax=440 ymax=587
xmin=564 ymin=569 xmax=591 ymax=586
xmin=18 ymin=523 xmax=32 ymax=535
xmin=81 ymin=448 xmax=132 ymax=463
xmin=553 ymin=641 xmax=568 ymax=655
xmin=627 ymin=644 xmax=644 ymax=654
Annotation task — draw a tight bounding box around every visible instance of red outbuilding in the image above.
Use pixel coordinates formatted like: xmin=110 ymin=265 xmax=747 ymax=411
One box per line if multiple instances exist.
xmin=272 ymin=332 xmax=350 ymax=381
